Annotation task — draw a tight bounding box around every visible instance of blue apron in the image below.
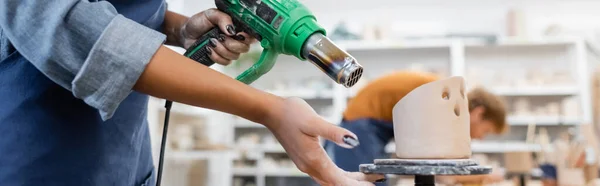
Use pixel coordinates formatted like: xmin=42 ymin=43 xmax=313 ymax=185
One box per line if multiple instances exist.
xmin=0 ymin=1 xmax=165 ymax=185
xmin=324 ymin=118 xmax=394 ymax=186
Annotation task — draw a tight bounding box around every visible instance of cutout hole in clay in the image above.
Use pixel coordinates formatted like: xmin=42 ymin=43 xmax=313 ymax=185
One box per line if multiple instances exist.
xmin=454 ymin=102 xmax=460 ymax=117
xmin=442 ymin=87 xmax=450 ymax=100
xmin=460 ymin=83 xmax=465 ymax=99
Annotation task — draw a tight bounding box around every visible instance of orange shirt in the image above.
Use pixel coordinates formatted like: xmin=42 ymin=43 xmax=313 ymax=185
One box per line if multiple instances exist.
xmin=343 ymin=71 xmax=440 ymax=122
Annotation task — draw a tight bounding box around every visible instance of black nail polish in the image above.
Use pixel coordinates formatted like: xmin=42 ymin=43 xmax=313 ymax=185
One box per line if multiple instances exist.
xmin=209 ymin=38 xmax=217 ymax=47
xmin=226 ymin=25 xmax=236 ymax=35
xmin=205 ymin=46 xmax=212 ymax=55
xmin=342 ymin=135 xmax=359 ymax=147
xmin=218 ymin=34 xmax=226 ymax=42
xmin=255 ymin=34 xmax=263 ymax=41
xmin=234 ymin=34 xmax=246 ymax=41
xmin=375 ymin=178 xmax=386 ymax=183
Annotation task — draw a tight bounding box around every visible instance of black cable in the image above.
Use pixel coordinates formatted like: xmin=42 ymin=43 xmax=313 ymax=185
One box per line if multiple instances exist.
xmin=155 ymin=26 xmax=218 ymax=185
xmin=156 ymin=100 xmax=173 ymax=186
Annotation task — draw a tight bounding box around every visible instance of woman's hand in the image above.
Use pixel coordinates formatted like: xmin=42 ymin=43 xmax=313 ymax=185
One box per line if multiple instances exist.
xmin=163 ymin=9 xmax=256 ymax=65
xmin=266 ymin=97 xmax=385 ymax=186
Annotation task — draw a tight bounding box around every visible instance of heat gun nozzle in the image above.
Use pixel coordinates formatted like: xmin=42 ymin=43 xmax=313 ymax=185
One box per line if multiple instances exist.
xmin=302 ymin=33 xmax=363 ymax=88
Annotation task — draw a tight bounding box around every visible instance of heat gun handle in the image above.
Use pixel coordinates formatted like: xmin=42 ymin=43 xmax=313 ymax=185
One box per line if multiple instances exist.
xmin=235 ymin=47 xmax=279 ymax=84
xmin=183 ymin=28 xmax=222 ymax=66
xmin=182 ymin=25 xmax=278 ymax=85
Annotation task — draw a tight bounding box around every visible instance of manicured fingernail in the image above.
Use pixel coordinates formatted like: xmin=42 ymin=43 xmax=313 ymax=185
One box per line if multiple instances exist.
xmin=226 ymin=25 xmax=236 ymax=35
xmin=376 ymin=178 xmax=386 ymax=183
xmin=343 ymin=135 xmax=359 ymax=147
xmin=218 ymin=34 xmax=226 ymax=42
xmin=209 ymin=38 xmax=218 ymax=47
xmin=206 ymin=46 xmax=212 ymax=55
xmin=234 ymin=34 xmax=245 ymax=41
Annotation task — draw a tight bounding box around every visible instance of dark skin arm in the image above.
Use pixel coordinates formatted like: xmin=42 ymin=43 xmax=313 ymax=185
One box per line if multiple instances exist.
xmin=162 ymin=10 xmax=188 ymax=47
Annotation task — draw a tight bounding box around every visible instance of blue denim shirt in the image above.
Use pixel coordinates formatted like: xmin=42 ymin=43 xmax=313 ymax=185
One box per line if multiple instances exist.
xmin=0 ymin=0 xmax=167 ymax=120
xmin=0 ymin=0 xmax=167 ymax=185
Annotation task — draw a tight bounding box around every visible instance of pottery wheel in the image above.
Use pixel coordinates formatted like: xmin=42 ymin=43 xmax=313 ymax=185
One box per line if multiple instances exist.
xmin=359 ymin=159 xmax=492 ymax=175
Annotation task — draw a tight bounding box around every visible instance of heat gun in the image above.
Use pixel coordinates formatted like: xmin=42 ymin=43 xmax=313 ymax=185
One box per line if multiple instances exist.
xmin=183 ymin=0 xmax=364 ymax=87
xmin=157 ymin=1 xmax=363 ymax=185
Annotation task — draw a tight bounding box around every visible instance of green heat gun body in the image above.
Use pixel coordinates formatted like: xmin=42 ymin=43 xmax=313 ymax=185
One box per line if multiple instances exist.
xmin=184 ymin=0 xmax=363 ymax=87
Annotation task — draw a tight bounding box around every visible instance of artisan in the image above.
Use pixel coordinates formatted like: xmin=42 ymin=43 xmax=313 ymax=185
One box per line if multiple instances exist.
xmin=0 ymin=0 xmax=383 ymax=185
xmin=325 ymin=71 xmax=509 ymax=185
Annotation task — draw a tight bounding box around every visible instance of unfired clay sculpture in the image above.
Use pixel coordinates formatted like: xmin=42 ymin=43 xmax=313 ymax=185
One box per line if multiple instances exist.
xmin=392 ymin=76 xmax=471 ymax=159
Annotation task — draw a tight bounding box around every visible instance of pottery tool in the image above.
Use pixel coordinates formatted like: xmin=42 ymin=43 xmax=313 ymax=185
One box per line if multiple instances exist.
xmin=360 ymin=77 xmax=491 ymax=186
xmin=156 ymin=0 xmax=363 ymax=186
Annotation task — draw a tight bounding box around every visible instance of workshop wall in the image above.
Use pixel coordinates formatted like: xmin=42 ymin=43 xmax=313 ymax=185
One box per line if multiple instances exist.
xmin=156 ymin=1 xmax=600 ymax=185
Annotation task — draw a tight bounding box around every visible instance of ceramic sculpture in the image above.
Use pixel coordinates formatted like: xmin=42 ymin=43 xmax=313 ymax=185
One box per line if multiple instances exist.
xmin=392 ymin=76 xmax=471 ymax=159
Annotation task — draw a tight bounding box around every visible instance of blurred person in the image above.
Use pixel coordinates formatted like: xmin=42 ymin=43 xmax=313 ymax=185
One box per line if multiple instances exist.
xmin=324 ymin=71 xmax=508 ymax=185
xmin=0 ymin=1 xmax=383 ymax=185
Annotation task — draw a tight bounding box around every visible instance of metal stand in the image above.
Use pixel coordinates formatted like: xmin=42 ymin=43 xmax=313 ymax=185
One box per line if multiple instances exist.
xmin=415 ymin=175 xmax=435 ymax=186
xmin=518 ymin=174 xmax=526 ymax=186
xmin=360 ymin=159 xmax=492 ymax=186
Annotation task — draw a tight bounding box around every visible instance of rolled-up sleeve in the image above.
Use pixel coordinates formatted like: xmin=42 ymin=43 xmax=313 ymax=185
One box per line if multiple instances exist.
xmin=0 ymin=0 xmax=166 ymax=120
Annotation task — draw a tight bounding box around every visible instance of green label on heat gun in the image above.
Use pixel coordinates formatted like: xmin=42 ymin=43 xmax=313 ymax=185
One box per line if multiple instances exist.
xmin=186 ymin=40 xmax=209 ymax=58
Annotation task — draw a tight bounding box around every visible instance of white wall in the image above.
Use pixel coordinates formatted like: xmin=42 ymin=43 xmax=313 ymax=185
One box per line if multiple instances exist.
xmin=167 ymin=0 xmax=600 ymax=89
xmin=308 ymin=0 xmax=600 ymax=37
xmin=168 ymin=0 xmax=600 ymax=38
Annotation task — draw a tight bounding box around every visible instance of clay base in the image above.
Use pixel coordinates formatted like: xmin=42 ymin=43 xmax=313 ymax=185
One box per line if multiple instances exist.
xmin=359 ymin=159 xmax=492 ymax=175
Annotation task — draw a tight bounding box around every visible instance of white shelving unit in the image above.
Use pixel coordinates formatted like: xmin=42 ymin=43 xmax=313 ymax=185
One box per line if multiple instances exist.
xmin=149 ymin=1 xmax=600 ymax=185
xmin=148 ymin=36 xmax=592 ymax=186
xmin=507 ymin=115 xmax=582 ymax=126
xmin=489 ymin=86 xmax=579 ymax=96
xmin=384 ymin=141 xmax=544 ymax=154
xmin=221 ymin=36 xmax=592 ymax=186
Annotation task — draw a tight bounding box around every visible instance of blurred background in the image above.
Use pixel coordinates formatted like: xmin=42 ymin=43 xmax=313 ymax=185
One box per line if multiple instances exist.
xmin=151 ymin=0 xmax=600 ymax=185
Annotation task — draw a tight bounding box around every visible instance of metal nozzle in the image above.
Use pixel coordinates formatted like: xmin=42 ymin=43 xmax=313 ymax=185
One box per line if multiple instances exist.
xmin=302 ymin=33 xmax=363 ymax=88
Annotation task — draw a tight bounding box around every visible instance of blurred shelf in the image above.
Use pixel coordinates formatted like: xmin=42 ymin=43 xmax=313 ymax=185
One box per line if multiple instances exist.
xmin=471 ymin=141 xmax=542 ymax=153
xmin=233 ymin=167 xmax=258 ymax=176
xmin=264 ymin=168 xmax=308 ymax=177
xmin=508 ymin=116 xmax=582 ymax=126
xmin=167 ymin=150 xmax=235 ymax=159
xmin=464 ymin=37 xmax=578 ymax=47
xmin=490 ymin=86 xmax=579 ymax=96
xmin=336 ymin=39 xmax=451 ymax=51
xmin=351 ymin=85 xmax=579 ymax=98
xmin=334 ymin=37 xmax=579 ymax=52
xmin=386 ymin=141 xmax=543 ymax=154
xmin=266 ymin=89 xmax=334 ymax=99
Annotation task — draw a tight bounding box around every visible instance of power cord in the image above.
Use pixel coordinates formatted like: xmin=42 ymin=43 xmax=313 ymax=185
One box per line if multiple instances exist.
xmin=154 ymin=25 xmax=219 ymax=186
xmin=156 ymin=100 xmax=173 ymax=186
